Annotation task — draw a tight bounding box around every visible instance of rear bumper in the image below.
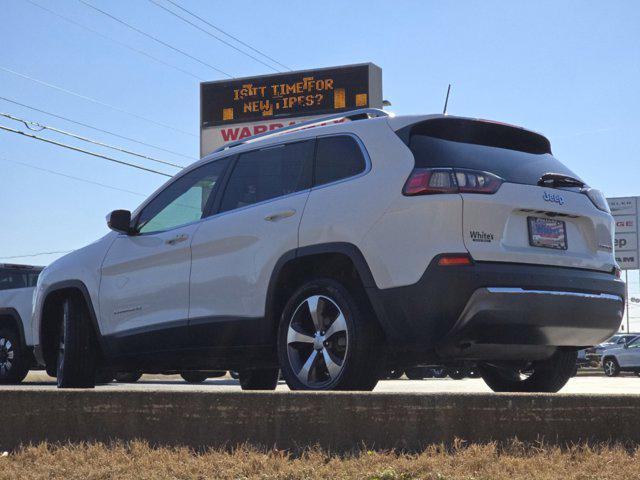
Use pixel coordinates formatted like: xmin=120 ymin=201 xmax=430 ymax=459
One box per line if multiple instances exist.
xmin=368 ymin=259 xmax=625 ymax=361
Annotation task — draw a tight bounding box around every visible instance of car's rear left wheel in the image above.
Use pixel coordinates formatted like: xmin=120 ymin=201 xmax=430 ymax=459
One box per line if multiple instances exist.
xmin=479 ymin=349 xmax=577 ymax=393
xmin=603 ymin=358 xmax=620 ymax=377
xmin=278 ymin=279 xmax=381 ymax=391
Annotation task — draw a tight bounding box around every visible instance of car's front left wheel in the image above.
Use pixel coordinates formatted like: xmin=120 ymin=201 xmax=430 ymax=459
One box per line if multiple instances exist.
xmin=278 ymin=278 xmax=381 ymax=391
xmin=56 ymin=296 xmax=97 ymax=388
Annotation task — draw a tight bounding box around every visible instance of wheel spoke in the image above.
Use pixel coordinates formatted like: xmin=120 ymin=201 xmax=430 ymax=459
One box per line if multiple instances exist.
xmin=7 ymin=351 xmax=14 ymax=360
xmin=322 ymin=348 xmax=342 ymax=379
xmin=297 ymin=350 xmax=318 ymax=382
xmin=324 ymin=313 xmax=347 ymax=339
xmin=306 ymin=296 xmax=323 ymax=331
xmin=287 ymin=326 xmax=314 ymax=345
xmin=0 ymin=338 xmax=5 ymax=348
xmin=5 ymin=340 xmax=11 ymax=351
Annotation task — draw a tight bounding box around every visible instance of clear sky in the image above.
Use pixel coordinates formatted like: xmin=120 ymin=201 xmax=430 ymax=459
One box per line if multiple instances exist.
xmin=1 ymin=0 xmax=639 ymax=323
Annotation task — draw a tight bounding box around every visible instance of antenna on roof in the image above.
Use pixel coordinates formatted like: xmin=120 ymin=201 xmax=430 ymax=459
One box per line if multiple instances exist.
xmin=443 ymin=84 xmax=451 ymax=115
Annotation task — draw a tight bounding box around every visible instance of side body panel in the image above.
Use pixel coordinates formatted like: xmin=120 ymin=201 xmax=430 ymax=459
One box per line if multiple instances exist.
xmin=188 ymin=190 xmax=310 ymax=347
xmin=0 ymin=288 xmax=35 ymax=345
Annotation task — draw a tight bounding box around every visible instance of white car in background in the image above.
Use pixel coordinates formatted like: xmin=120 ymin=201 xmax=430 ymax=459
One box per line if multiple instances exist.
xmin=0 ymin=264 xmax=43 ymax=383
xmin=602 ymin=336 xmax=640 ymax=377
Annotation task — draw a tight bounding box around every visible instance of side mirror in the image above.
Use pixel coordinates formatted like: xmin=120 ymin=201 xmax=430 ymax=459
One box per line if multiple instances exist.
xmin=106 ymin=210 xmax=132 ymax=234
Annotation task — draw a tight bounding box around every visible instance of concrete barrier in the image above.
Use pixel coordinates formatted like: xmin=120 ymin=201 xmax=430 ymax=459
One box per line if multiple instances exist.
xmin=2 ymin=390 xmax=639 ymax=451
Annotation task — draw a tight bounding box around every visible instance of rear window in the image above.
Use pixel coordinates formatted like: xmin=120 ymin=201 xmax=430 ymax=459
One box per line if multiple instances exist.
xmin=397 ymin=118 xmax=581 ymax=186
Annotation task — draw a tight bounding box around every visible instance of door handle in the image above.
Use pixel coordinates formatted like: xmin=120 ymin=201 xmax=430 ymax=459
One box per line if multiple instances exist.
xmin=264 ymin=209 xmax=296 ymax=222
xmin=165 ymin=233 xmax=189 ymax=245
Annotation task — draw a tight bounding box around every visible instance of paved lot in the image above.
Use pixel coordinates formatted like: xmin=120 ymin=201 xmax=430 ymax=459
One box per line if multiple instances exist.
xmin=15 ymin=370 xmax=640 ymax=394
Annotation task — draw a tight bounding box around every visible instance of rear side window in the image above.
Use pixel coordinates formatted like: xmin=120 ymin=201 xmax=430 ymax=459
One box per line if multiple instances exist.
xmin=220 ymin=140 xmax=313 ymax=213
xmin=399 ymin=118 xmax=581 ymax=186
xmin=0 ymin=269 xmax=28 ymax=291
xmin=314 ymin=136 xmax=366 ymax=186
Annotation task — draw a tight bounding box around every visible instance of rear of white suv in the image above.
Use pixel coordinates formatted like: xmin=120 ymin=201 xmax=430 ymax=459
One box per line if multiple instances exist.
xmin=31 ymin=110 xmax=624 ymax=392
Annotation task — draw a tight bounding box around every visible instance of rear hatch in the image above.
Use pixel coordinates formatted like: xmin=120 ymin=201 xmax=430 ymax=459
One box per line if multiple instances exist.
xmin=397 ymin=117 xmax=616 ymax=272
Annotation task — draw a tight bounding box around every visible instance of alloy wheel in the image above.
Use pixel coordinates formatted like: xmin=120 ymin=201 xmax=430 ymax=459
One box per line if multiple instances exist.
xmin=604 ymin=360 xmax=616 ymax=376
xmin=0 ymin=337 xmax=14 ymax=377
xmin=286 ymin=295 xmax=349 ymax=388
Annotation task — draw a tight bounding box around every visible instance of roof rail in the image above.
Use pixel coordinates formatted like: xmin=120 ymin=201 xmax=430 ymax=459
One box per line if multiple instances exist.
xmin=212 ymin=108 xmax=390 ymax=154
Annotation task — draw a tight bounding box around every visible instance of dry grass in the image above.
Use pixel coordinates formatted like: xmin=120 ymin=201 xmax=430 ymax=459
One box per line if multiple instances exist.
xmin=1 ymin=441 xmax=640 ymax=480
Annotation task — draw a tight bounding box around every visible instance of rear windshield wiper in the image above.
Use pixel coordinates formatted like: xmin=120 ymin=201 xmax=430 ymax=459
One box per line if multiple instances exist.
xmin=537 ymin=172 xmax=585 ymax=188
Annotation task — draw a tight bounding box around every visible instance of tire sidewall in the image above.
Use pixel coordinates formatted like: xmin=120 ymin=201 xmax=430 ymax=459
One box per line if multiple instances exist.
xmin=277 ymin=279 xmax=361 ymax=391
xmin=0 ymin=327 xmax=29 ymax=384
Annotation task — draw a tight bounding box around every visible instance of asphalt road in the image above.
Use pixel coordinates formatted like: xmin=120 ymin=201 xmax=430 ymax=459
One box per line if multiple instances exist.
xmin=15 ymin=370 xmax=640 ymax=394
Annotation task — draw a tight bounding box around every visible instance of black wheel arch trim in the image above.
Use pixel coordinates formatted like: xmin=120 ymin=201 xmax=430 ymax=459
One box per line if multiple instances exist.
xmin=39 ymin=280 xmax=106 ymax=356
xmin=0 ymin=308 xmax=27 ymax=347
xmin=265 ymin=242 xmax=390 ymax=336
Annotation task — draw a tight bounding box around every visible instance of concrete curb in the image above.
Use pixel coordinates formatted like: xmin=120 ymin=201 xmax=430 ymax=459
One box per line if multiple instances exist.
xmin=3 ymin=391 xmax=639 ymax=451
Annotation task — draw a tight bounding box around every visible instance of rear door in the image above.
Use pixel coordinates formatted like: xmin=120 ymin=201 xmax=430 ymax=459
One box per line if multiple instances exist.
xmin=188 ymin=139 xmax=314 ymax=348
xmin=404 ymin=118 xmax=616 ymax=272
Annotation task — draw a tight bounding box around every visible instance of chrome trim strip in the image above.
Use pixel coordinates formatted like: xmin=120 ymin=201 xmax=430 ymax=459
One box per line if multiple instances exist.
xmin=486 ymin=287 xmax=622 ymax=302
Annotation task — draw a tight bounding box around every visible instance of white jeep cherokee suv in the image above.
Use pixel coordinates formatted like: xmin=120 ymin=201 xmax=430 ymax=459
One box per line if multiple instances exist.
xmin=32 ymin=109 xmax=625 ymax=392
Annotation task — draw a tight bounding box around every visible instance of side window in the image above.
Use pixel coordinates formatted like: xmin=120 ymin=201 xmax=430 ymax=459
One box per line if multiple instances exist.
xmin=0 ymin=270 xmax=27 ymax=291
xmin=219 ymin=140 xmax=313 ymax=213
xmin=314 ymin=136 xmax=366 ymax=187
xmin=137 ymin=158 xmax=229 ymax=234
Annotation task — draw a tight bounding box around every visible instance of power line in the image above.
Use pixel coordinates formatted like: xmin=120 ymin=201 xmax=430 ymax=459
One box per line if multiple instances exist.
xmin=148 ymin=0 xmax=280 ymax=72
xmin=77 ymin=0 xmax=232 ymax=78
xmin=0 ymin=157 xmax=146 ymax=197
xmin=0 ymin=250 xmax=74 ymax=260
xmin=164 ymin=0 xmax=292 ymax=71
xmin=0 ymin=124 xmax=172 ymax=177
xmin=24 ymin=0 xmax=204 ymax=81
xmin=0 ymin=65 xmax=196 ymax=137
xmin=0 ymin=96 xmax=197 ymax=161
xmin=1 ymin=111 xmax=184 ymax=169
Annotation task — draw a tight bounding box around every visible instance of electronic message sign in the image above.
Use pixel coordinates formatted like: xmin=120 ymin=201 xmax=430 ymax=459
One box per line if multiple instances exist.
xmin=200 ymin=63 xmax=382 ymax=156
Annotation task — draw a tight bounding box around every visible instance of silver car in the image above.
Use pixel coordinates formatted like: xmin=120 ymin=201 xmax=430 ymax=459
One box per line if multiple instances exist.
xmin=602 ymin=336 xmax=640 ymax=377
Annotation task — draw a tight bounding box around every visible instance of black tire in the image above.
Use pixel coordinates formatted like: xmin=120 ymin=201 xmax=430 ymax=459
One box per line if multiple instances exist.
xmin=180 ymin=372 xmax=208 ymax=383
xmin=278 ymin=278 xmax=382 ymax=391
xmin=447 ymin=367 xmax=468 ymax=380
xmin=114 ymin=372 xmax=142 ymax=383
xmin=229 ymin=370 xmax=239 ymax=379
xmin=56 ymin=296 xmax=97 ymax=388
xmin=238 ymin=368 xmax=279 ymax=390
xmin=603 ymin=357 xmax=620 ymax=377
xmin=0 ymin=326 xmax=30 ymax=384
xmin=467 ymin=369 xmax=481 ymax=378
xmin=405 ymin=367 xmax=427 ymax=380
xmin=94 ymin=370 xmax=114 ymax=384
xmin=480 ymin=350 xmax=577 ymax=393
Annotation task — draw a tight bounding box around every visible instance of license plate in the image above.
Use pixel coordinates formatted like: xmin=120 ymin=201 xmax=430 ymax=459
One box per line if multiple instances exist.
xmin=527 ymin=217 xmax=567 ymax=250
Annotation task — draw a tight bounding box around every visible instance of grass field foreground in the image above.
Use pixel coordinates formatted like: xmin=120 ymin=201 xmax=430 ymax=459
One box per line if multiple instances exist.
xmin=2 ymin=441 xmax=640 ymax=480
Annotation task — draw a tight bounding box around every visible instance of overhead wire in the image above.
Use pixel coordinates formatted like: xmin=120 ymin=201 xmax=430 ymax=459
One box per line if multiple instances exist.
xmin=0 ymin=156 xmax=147 ymax=197
xmin=0 ymin=65 xmax=196 ymax=137
xmin=0 ymin=96 xmax=197 ymax=161
xmin=0 ymin=111 xmax=185 ymax=169
xmin=24 ymin=0 xmax=205 ymax=81
xmin=164 ymin=0 xmax=292 ymax=71
xmin=147 ymin=0 xmax=280 ymax=73
xmin=77 ymin=0 xmax=232 ymax=78
xmin=0 ymin=124 xmax=173 ymax=177
xmin=0 ymin=250 xmax=74 ymax=260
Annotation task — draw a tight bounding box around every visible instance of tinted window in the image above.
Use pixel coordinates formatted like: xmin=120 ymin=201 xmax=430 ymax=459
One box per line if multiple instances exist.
xmin=137 ymin=158 xmax=228 ymax=234
xmin=400 ymin=120 xmax=580 ymax=187
xmin=219 ymin=140 xmax=313 ymax=213
xmin=0 ymin=269 xmax=27 ymax=291
xmin=314 ymin=136 xmax=366 ymax=186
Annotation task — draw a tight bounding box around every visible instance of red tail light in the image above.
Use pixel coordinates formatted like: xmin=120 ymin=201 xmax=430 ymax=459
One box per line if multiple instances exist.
xmin=403 ymin=168 xmax=503 ymax=196
xmin=438 ymin=254 xmax=473 ymax=266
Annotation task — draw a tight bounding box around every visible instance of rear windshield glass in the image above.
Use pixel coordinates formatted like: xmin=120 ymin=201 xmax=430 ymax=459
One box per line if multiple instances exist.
xmin=397 ymin=119 xmax=581 ymax=186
